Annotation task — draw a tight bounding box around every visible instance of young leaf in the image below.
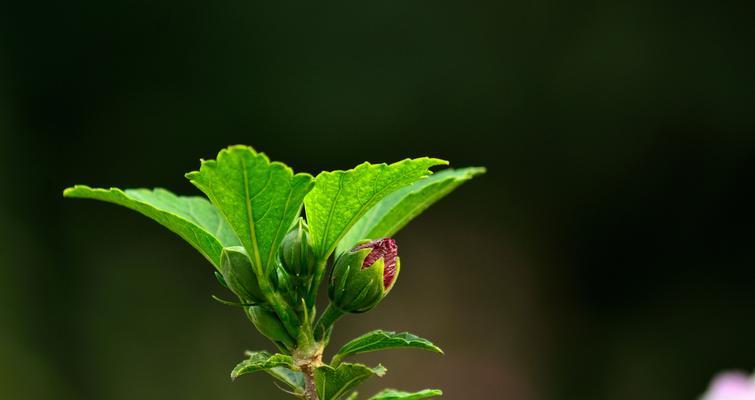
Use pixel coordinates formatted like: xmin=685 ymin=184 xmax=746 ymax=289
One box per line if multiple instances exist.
xmin=62 ymin=186 xmax=240 ymax=269
xmin=268 ymin=366 xmax=305 ymax=392
xmin=332 ymin=330 xmax=442 ymax=365
xmin=305 ymin=158 xmax=447 ymax=261
xmin=186 ymin=146 xmax=314 ymax=277
xmin=234 ymin=351 xmax=304 ymax=392
xmin=315 ymin=363 xmax=387 ymax=400
xmin=367 ymin=389 xmax=443 ymax=400
xmin=337 ymin=167 xmax=485 ymax=254
xmin=344 ymin=393 xmax=359 ymax=400
xmin=231 ymin=350 xmax=294 ymax=380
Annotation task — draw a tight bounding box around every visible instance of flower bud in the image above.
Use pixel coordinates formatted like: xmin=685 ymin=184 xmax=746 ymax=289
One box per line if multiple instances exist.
xmin=279 ymin=218 xmax=316 ymax=278
xmin=328 ymin=238 xmax=400 ymax=313
xmin=219 ymin=246 xmax=265 ymax=304
xmin=245 ymin=305 xmax=295 ymax=350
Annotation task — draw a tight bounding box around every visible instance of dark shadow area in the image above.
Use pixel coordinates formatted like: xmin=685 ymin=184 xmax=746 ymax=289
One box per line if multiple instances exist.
xmin=1 ymin=1 xmax=753 ymax=399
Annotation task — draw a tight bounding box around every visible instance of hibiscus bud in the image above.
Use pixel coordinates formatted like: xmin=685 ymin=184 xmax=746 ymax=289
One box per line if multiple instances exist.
xmin=328 ymin=238 xmax=400 ymax=313
xmin=279 ymin=218 xmax=316 ymax=278
xmin=219 ymin=246 xmax=265 ymax=304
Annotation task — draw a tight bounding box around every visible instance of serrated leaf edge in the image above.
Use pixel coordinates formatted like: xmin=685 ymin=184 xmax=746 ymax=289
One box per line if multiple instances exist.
xmin=336 ymin=330 xmax=443 ymax=361
xmin=230 ymin=351 xmax=294 ymax=380
xmin=307 ymin=158 xmax=448 ymax=259
xmin=185 ymin=145 xmax=314 ymax=275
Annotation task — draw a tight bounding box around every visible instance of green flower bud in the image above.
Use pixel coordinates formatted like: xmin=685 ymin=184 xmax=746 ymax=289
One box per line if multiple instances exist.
xmin=279 ymin=218 xmax=316 ymax=278
xmin=245 ymin=305 xmax=295 ymax=350
xmin=219 ymin=246 xmax=265 ymax=304
xmin=328 ymin=238 xmax=400 ymax=313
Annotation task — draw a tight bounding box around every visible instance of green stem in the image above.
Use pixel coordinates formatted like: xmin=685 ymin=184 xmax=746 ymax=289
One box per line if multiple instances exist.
xmin=306 ymin=259 xmax=329 ymax=312
xmin=314 ymin=303 xmax=344 ymax=341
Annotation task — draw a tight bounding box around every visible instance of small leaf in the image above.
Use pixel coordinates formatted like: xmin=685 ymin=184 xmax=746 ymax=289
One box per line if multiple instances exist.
xmin=338 ymin=167 xmax=485 ymax=254
xmin=344 ymin=392 xmax=360 ymax=400
xmin=267 ymin=366 xmax=305 ymax=391
xmin=305 ymin=158 xmax=447 ymax=260
xmin=63 ymin=186 xmax=240 ymax=269
xmin=186 ymin=145 xmax=314 ymax=277
xmin=368 ymin=389 xmax=443 ymax=400
xmin=315 ymin=363 xmax=386 ymax=400
xmin=333 ymin=330 xmax=442 ymax=364
xmin=231 ymin=351 xmax=294 ymax=380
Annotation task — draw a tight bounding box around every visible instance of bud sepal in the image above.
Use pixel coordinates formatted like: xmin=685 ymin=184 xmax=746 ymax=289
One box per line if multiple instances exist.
xmin=219 ymin=246 xmax=265 ymax=304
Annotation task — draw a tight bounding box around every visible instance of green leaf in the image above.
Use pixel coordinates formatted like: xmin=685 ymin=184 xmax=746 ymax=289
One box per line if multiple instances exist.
xmin=333 ymin=330 xmax=442 ymax=365
xmin=231 ymin=350 xmax=294 ymax=380
xmin=186 ymin=146 xmax=314 ymax=277
xmin=344 ymin=393 xmax=360 ymax=400
xmin=234 ymin=351 xmax=304 ymax=392
xmin=305 ymin=158 xmax=448 ymax=260
xmin=367 ymin=389 xmax=443 ymax=400
xmin=63 ymin=186 xmax=240 ymax=269
xmin=315 ymin=363 xmax=386 ymax=400
xmin=267 ymin=366 xmax=305 ymax=391
xmin=337 ymin=167 xmax=485 ymax=254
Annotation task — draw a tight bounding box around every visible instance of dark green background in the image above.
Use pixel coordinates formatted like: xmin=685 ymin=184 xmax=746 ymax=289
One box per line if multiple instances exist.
xmin=1 ymin=1 xmax=754 ymax=399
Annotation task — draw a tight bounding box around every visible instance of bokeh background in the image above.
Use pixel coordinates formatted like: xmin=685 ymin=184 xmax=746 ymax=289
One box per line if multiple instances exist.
xmin=1 ymin=1 xmax=754 ymax=399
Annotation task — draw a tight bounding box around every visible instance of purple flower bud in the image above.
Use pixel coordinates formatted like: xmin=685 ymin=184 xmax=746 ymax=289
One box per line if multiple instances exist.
xmin=353 ymin=238 xmax=398 ymax=290
xmin=328 ymin=237 xmax=402 ymax=313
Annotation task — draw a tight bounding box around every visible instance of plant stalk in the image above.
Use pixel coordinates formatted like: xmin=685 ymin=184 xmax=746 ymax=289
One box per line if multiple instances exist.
xmin=306 ymin=259 xmax=329 ymax=312
xmin=300 ymin=363 xmax=320 ymax=400
xmin=314 ymin=303 xmax=344 ymax=342
xmin=294 ymin=340 xmax=324 ymax=400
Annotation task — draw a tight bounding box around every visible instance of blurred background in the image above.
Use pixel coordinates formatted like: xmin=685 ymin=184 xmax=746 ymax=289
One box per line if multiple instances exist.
xmin=1 ymin=1 xmax=754 ymax=399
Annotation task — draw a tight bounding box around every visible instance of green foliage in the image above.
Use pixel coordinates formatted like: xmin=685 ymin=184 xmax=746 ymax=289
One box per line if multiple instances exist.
xmin=62 ymin=186 xmax=239 ymax=269
xmin=304 ymin=158 xmax=447 ymax=261
xmin=186 ymin=145 xmax=314 ymax=277
xmin=268 ymin=366 xmax=306 ymax=392
xmin=333 ymin=330 xmax=442 ymax=366
xmin=231 ymin=351 xmax=294 ymax=380
xmin=337 ymin=167 xmax=486 ymax=254
xmin=315 ymin=363 xmax=386 ymax=400
xmin=64 ymin=145 xmax=483 ymax=400
xmin=367 ymin=389 xmax=443 ymax=400
xmin=232 ymin=351 xmax=305 ymax=393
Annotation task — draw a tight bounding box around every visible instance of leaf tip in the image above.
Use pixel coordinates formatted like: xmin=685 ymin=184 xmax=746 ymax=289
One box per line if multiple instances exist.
xmin=469 ymin=166 xmax=487 ymax=176
xmin=63 ymin=184 xmax=93 ymax=198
